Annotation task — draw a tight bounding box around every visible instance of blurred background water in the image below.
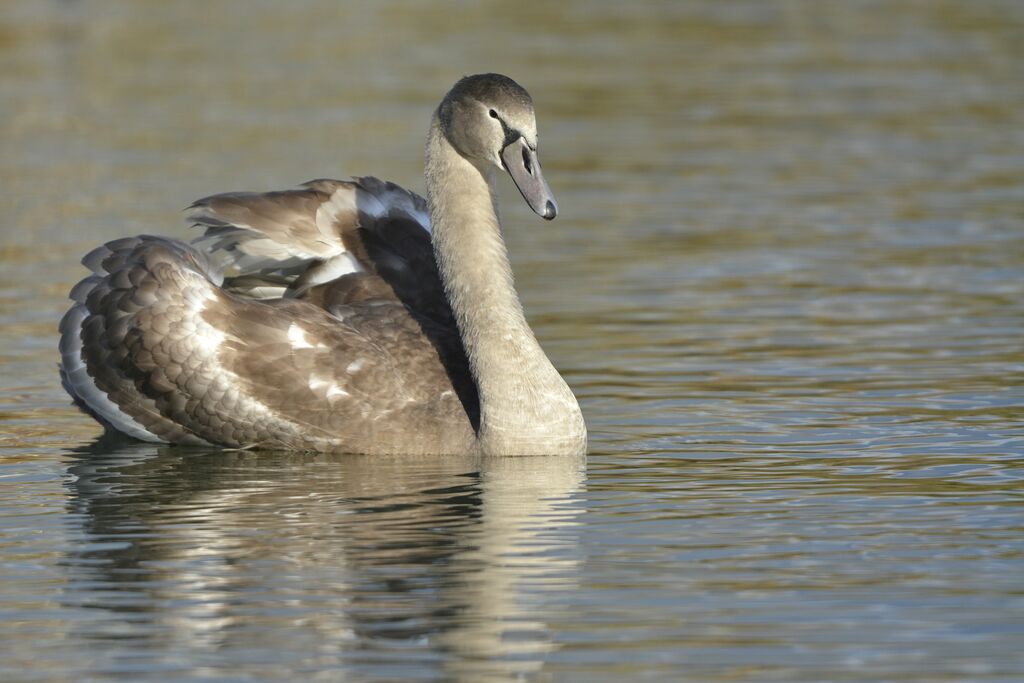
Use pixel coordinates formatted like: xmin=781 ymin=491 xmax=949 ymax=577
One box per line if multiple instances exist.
xmin=1 ymin=0 xmax=1023 ymax=681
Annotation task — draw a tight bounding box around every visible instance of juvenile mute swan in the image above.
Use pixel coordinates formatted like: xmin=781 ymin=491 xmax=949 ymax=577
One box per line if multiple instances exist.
xmin=59 ymin=74 xmax=587 ymax=455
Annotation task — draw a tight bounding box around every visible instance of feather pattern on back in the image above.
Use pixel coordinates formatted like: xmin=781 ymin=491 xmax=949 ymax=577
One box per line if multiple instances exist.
xmin=189 ymin=177 xmax=429 ymax=279
xmin=60 ymin=180 xmax=477 ymax=454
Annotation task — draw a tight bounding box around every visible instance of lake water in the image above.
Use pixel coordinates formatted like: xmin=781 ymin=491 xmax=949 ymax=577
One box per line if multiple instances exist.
xmin=1 ymin=1 xmax=1022 ymax=681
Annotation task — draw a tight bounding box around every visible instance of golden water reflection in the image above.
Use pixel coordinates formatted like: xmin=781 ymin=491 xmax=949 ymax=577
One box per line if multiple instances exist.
xmin=64 ymin=445 xmax=585 ymax=682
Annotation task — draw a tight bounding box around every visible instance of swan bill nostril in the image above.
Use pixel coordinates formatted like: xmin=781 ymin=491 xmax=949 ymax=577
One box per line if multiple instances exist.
xmin=543 ymin=200 xmax=557 ymax=220
xmin=500 ymin=137 xmax=558 ymax=220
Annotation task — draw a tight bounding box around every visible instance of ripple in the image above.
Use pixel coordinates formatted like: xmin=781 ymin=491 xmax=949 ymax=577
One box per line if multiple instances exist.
xmin=2 ymin=0 xmax=1024 ymax=681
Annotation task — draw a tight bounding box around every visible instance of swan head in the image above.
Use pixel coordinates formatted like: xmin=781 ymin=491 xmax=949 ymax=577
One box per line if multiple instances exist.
xmin=438 ymin=73 xmax=558 ymax=220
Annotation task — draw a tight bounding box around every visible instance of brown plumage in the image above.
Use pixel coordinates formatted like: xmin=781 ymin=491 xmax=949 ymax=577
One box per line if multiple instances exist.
xmin=59 ymin=74 xmax=587 ymax=455
xmin=61 ymin=180 xmax=477 ymax=453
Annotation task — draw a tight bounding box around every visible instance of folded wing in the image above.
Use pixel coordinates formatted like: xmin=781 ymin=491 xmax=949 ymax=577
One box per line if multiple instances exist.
xmin=59 ymin=220 xmax=474 ymax=452
xmin=189 ymin=177 xmax=431 ymax=294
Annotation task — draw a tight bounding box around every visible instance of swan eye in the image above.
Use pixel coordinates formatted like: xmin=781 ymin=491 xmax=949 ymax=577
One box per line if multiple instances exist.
xmin=489 ymin=109 xmax=498 ymax=119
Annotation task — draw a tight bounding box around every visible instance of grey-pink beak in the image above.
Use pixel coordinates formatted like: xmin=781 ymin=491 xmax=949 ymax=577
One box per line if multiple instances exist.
xmin=501 ymin=136 xmax=558 ymax=220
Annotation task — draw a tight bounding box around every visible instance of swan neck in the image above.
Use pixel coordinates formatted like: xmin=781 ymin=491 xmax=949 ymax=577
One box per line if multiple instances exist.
xmin=425 ymin=116 xmax=585 ymax=455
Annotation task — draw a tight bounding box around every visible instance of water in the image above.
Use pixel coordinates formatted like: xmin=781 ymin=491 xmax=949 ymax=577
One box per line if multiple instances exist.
xmin=1 ymin=0 xmax=1023 ymax=680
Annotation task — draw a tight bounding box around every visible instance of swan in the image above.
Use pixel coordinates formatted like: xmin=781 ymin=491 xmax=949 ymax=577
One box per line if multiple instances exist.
xmin=58 ymin=74 xmax=587 ymax=456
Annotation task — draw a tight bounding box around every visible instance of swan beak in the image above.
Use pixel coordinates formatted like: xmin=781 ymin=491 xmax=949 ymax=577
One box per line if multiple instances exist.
xmin=501 ymin=137 xmax=558 ymax=220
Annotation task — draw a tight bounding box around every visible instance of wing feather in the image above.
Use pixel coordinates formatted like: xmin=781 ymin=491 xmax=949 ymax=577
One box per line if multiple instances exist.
xmin=188 ymin=177 xmax=430 ymax=281
xmin=60 ymin=173 xmax=477 ymax=452
xmin=59 ymin=235 xmax=470 ymax=452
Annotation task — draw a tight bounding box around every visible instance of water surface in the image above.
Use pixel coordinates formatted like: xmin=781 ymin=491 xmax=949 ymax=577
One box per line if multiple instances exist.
xmin=1 ymin=1 xmax=1022 ymax=681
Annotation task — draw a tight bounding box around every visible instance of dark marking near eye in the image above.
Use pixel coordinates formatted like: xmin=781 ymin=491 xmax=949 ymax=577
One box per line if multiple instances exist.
xmin=489 ymin=109 xmax=498 ymax=118
xmin=493 ymin=113 xmax=522 ymax=149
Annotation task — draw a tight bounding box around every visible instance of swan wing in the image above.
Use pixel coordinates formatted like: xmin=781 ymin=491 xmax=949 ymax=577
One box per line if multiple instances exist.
xmin=188 ymin=177 xmax=430 ymax=279
xmin=59 ymin=236 xmax=467 ymax=452
xmin=189 ymin=177 xmax=449 ymax=325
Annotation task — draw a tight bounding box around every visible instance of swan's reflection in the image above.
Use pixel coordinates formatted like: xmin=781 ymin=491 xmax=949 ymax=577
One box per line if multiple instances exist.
xmin=63 ymin=441 xmax=585 ymax=681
